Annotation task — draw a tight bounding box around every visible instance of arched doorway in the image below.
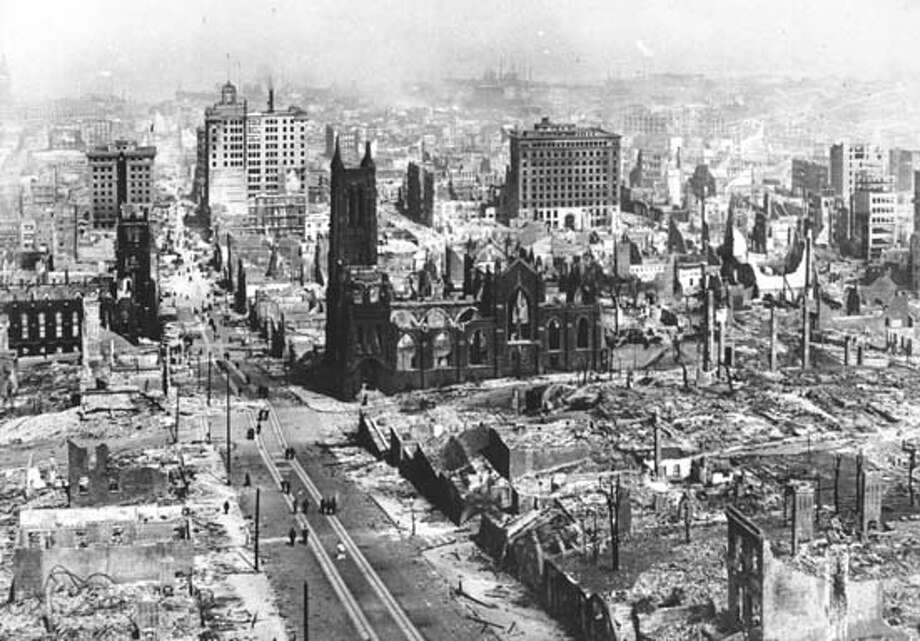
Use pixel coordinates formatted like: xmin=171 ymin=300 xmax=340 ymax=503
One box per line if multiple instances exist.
xmin=358 ymin=359 xmax=381 ymax=390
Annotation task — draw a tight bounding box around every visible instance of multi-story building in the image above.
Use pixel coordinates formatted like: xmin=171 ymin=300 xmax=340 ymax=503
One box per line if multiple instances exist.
xmin=245 ymin=193 xmax=307 ymax=238
xmin=854 ymin=190 xmax=897 ymax=260
xmin=202 ymin=82 xmax=309 ymax=216
xmin=404 ymin=162 xmax=434 ymax=227
xmin=809 ymin=194 xmax=840 ymax=246
xmin=87 ymin=140 xmax=156 ymax=229
xmin=80 ymin=119 xmax=114 ymax=148
xmin=503 ymin=117 xmax=620 ymax=230
xmin=791 ymin=159 xmax=828 ymax=199
xmin=114 ymin=204 xmax=158 ymax=340
xmin=1 ymin=284 xmax=101 ymax=360
xmin=889 ymin=149 xmax=920 ymax=192
xmin=830 ymin=142 xmax=886 ymax=203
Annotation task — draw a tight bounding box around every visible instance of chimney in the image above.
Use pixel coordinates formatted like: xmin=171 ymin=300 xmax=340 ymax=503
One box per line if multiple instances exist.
xmin=789 ymin=480 xmax=815 ymax=555
xmin=267 ymin=88 xmax=275 ymax=113
xmin=652 ymin=411 xmax=661 ymax=479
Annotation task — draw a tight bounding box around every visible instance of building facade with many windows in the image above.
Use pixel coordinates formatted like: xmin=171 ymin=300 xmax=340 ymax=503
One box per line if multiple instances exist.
xmin=203 ymin=82 xmax=309 ymax=217
xmin=503 ymin=117 xmax=620 ymax=230
xmin=87 ymin=141 xmax=156 ymax=229
xmin=830 ymin=142 xmax=887 ymax=203
xmin=854 ymin=190 xmax=897 ymax=260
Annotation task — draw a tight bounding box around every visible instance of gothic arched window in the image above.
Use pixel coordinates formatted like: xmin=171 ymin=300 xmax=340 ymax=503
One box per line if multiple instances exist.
xmin=396 ymin=334 xmax=417 ymax=371
xmin=547 ymin=319 xmax=561 ymax=351
xmin=432 ymin=331 xmax=452 ymax=368
xmin=469 ymin=329 xmax=487 ymax=365
xmin=508 ymin=289 xmax=532 ymax=340
xmin=576 ymin=317 xmax=590 ymax=349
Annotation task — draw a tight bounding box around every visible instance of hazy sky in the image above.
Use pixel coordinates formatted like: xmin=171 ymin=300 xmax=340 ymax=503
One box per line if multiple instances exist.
xmin=1 ymin=0 xmax=919 ymax=99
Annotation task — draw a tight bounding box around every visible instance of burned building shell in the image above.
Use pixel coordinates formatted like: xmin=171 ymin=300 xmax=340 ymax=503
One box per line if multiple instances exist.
xmin=322 ymin=142 xmax=605 ymax=399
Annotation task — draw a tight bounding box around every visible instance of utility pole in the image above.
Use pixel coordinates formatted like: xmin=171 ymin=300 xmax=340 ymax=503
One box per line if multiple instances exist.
xmin=912 ymin=448 xmax=917 ymax=509
xmin=226 ymin=373 xmax=231 ymax=484
xmin=904 ymin=443 xmax=917 ymax=508
xmin=834 ymin=454 xmax=842 ymax=514
xmin=174 ymin=386 xmax=180 ymax=444
xmin=254 ymin=487 xmax=260 ymax=571
xmin=592 ymin=508 xmax=599 ymax=564
xmin=607 ymin=476 xmax=620 ymax=572
xmin=303 ymin=581 xmax=309 ymax=641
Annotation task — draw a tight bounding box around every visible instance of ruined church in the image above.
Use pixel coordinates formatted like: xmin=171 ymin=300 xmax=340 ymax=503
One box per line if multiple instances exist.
xmin=321 ymin=141 xmax=606 ymax=399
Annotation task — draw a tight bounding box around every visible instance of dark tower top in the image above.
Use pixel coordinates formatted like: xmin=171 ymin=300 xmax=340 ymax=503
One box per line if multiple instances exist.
xmin=329 ymin=138 xmax=378 ymax=275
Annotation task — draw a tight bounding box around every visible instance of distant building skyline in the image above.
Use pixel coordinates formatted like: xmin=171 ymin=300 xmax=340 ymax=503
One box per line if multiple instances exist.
xmin=6 ymin=0 xmax=920 ymax=100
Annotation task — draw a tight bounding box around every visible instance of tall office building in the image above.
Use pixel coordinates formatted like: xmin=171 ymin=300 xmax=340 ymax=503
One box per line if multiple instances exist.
xmin=889 ymin=148 xmax=920 ymax=192
xmin=87 ymin=140 xmax=156 ymax=229
xmin=404 ymin=162 xmax=434 ymax=227
xmin=791 ymin=159 xmax=828 ymax=198
xmin=115 ymin=204 xmax=158 ymax=340
xmin=503 ymin=117 xmax=620 ymax=230
xmin=854 ymin=189 xmax=897 ymax=260
xmin=202 ymin=82 xmax=309 ymax=217
xmin=829 ymin=142 xmax=887 ymax=202
xmin=325 ymin=124 xmax=365 ymax=160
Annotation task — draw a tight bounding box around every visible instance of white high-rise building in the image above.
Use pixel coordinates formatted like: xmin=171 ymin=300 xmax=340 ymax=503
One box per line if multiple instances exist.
xmin=829 ymin=142 xmax=887 ymax=202
xmin=203 ymin=82 xmax=309 ymax=217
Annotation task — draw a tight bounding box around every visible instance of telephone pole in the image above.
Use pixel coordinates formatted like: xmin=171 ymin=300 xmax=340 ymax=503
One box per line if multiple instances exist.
xmin=174 ymin=386 xmax=180 ymax=444
xmin=254 ymin=487 xmax=260 ymax=571
xmin=225 ymin=372 xmax=231 ymax=484
xmin=303 ymin=581 xmax=310 ymax=641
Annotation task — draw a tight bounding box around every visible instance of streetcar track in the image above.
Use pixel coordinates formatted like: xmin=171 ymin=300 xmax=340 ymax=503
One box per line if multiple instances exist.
xmin=247 ymin=410 xmax=379 ymax=641
xmin=265 ymin=403 xmax=428 ymax=641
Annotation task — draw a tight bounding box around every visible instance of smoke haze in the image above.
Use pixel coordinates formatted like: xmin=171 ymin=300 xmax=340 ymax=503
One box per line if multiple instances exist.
xmin=1 ymin=0 xmax=918 ymax=99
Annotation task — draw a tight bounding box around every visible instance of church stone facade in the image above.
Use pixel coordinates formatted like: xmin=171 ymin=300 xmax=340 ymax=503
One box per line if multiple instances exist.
xmin=321 ymin=142 xmax=605 ymax=400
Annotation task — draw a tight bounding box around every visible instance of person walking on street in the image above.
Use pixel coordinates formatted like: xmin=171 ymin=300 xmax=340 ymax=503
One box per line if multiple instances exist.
xmin=301 ymin=527 xmax=308 ymax=545
xmin=302 ymin=498 xmax=309 ymax=514
xmin=288 ymin=527 xmax=296 ymax=546
xmin=222 ymin=501 xmax=230 ymax=515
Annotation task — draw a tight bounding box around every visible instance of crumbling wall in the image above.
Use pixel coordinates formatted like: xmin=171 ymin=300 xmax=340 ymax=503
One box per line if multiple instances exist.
xmin=543 ymin=559 xmax=616 ymax=641
xmin=484 ymin=517 xmax=616 ymax=641
xmin=508 ymin=445 xmax=591 ymax=481
xmin=762 ymin=553 xmax=897 ymax=641
xmin=762 ymin=559 xmax=829 ymax=641
xmin=482 ymin=427 xmax=511 ymax=478
xmin=726 ymin=506 xmax=765 ymax=632
xmin=396 ymin=441 xmax=469 ymax=525
xmin=14 ymin=541 xmax=193 ymax=599
xmin=476 ymin=513 xmax=508 ymax=561
xmin=441 ymin=436 xmax=472 ymax=472
xmin=67 ymin=440 xmax=168 ymax=507
xmin=356 ymin=413 xmax=388 ymax=460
